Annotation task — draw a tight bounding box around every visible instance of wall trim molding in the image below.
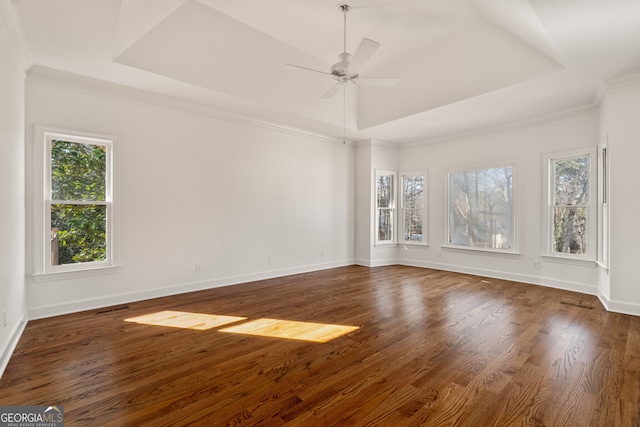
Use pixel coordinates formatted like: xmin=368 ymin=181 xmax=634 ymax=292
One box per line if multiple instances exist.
xmin=26 ymin=66 xmax=346 ymax=145
xmin=354 ymin=257 xmax=397 ymax=268
xmin=25 ymin=259 xmax=640 ymax=321
xmin=398 ymin=259 xmax=640 ymax=316
xmin=27 ymin=259 xmax=354 ymax=320
xmin=353 ymin=262 xmax=639 ymax=317
xmin=352 ymin=139 xmax=400 ymax=149
xmin=0 ymin=311 xmax=27 ymax=380
xmin=353 ymin=258 xmax=373 ymax=267
xmin=399 ymin=104 xmax=599 ymax=149
xmin=603 ymin=68 xmax=640 ymax=92
xmin=0 ymin=0 xmax=32 ymax=73
xmin=597 ymin=292 xmax=640 ymax=317
xmin=355 ymin=258 xmax=604 ymax=301
xmin=399 ymin=259 xmax=599 ymax=296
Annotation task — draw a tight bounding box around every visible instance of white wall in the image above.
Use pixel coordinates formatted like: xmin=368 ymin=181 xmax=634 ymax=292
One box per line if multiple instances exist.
xmin=354 ymin=140 xmax=400 ymax=266
xmin=24 ymin=78 xmax=355 ymax=319
xmin=354 ymin=141 xmax=372 ymax=265
xmin=372 ymin=110 xmax=602 ymax=295
xmin=17 ymin=67 xmax=640 ymax=326
xmin=0 ymin=7 xmax=27 ymax=376
xmin=598 ymin=95 xmax=612 ymax=302
xmin=601 ymin=80 xmax=640 ymax=314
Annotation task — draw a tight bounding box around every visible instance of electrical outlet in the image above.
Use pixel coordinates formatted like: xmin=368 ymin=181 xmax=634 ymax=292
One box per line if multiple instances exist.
xmin=533 ymin=260 xmax=540 ymax=269
xmin=320 ymin=250 xmax=325 ymax=257
xmin=2 ymin=310 xmax=6 ymax=328
xmin=195 ymin=264 xmax=201 ymax=273
xmin=268 ymin=255 xmax=273 ymax=263
xmin=436 ymin=250 xmax=442 ymax=257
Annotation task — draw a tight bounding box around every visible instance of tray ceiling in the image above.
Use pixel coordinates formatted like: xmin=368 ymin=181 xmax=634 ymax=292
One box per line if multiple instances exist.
xmin=13 ymin=0 xmax=640 ymax=143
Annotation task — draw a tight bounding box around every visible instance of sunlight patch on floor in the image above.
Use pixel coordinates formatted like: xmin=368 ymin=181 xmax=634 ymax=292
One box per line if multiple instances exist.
xmin=219 ymin=318 xmax=359 ymax=343
xmin=124 ymin=311 xmax=359 ymax=342
xmin=124 ymin=310 xmax=247 ymax=330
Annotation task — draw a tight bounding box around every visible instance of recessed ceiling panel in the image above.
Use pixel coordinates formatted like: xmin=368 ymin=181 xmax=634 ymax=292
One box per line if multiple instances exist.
xmin=531 ymin=0 xmax=640 ymax=77
xmin=114 ymin=0 xmax=187 ymax=57
xmin=196 ymin=0 xmax=481 ymax=75
xmin=114 ymin=0 xmax=347 ymax=126
xmin=15 ymin=0 xmax=640 ymax=142
xmin=358 ymin=20 xmax=564 ymax=130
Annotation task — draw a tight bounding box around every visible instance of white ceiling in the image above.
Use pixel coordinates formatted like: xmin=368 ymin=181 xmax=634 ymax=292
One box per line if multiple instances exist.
xmin=13 ymin=0 xmax=640 ymax=143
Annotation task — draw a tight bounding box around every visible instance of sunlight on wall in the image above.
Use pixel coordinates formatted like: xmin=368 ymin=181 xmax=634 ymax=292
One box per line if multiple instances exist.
xmin=124 ymin=311 xmax=359 ymax=342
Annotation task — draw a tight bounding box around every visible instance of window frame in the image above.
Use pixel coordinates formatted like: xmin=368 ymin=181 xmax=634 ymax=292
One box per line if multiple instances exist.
xmin=445 ymin=161 xmax=518 ymax=254
xmin=598 ymin=143 xmax=609 ymax=268
xmin=399 ymin=171 xmax=427 ymax=246
xmin=33 ymin=125 xmax=119 ymax=281
xmin=542 ymin=147 xmax=597 ymax=262
xmin=374 ymin=169 xmax=397 ymax=245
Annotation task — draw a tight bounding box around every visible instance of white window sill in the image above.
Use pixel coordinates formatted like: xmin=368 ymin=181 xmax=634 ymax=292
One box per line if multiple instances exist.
xmin=374 ymin=242 xmax=398 ymax=248
xmin=33 ymin=265 xmax=120 ymax=282
xmin=400 ymin=242 xmax=428 ymax=247
xmin=442 ymin=245 xmax=521 ymax=258
xmin=541 ymin=255 xmax=596 ymax=268
xmin=374 ymin=242 xmax=430 ymax=248
xmin=596 ymin=260 xmax=609 ymax=271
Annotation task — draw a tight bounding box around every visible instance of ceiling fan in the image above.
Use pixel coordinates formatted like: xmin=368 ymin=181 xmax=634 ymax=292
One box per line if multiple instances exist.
xmin=287 ymin=4 xmax=399 ymax=99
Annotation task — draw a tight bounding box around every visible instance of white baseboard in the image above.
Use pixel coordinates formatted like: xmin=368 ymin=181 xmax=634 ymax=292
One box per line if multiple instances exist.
xmin=597 ymin=292 xmax=640 ymax=317
xmin=369 ymin=258 xmax=398 ymax=267
xmin=24 ymin=257 xmax=640 ymax=322
xmin=385 ymin=260 xmax=640 ymax=316
xmin=0 ymin=311 xmax=27 ymax=380
xmin=354 ymin=258 xmax=398 ymax=267
xmin=399 ymin=259 xmax=599 ymax=296
xmin=27 ymin=259 xmax=354 ymax=320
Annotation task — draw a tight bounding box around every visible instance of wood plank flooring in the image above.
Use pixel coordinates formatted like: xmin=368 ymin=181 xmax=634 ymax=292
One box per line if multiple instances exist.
xmin=1 ymin=265 xmax=639 ymax=426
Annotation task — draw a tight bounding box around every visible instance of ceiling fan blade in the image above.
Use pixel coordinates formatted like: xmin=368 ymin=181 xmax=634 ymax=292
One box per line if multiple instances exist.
xmin=286 ymin=64 xmax=331 ymax=76
xmin=321 ymin=83 xmax=342 ymax=99
xmin=349 ymin=38 xmax=380 ymax=74
xmin=357 ymin=77 xmax=400 ymax=87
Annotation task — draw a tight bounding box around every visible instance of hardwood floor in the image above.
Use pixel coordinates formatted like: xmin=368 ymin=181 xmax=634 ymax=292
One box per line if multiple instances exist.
xmin=1 ymin=265 xmax=639 ymax=426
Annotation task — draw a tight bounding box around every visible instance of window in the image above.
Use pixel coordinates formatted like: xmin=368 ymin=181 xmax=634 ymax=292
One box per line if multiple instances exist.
xmin=543 ymin=148 xmax=596 ymax=260
xmin=447 ymin=164 xmax=515 ymax=251
xmin=400 ymin=172 xmax=426 ymax=244
xmin=34 ymin=126 xmax=118 ymax=278
xmin=375 ymin=170 xmax=396 ymax=244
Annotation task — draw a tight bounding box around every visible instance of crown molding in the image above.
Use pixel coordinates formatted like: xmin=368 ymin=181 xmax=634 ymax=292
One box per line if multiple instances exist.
xmin=25 ymin=65 xmax=347 ymax=145
xmin=0 ymin=0 xmax=32 ymax=72
xmin=352 ymin=139 xmax=399 ymax=149
xmin=592 ymin=81 xmax=609 ymax=108
xmin=603 ymin=68 xmax=640 ymax=92
xmin=371 ymin=139 xmax=401 ymax=149
xmin=399 ymin=103 xmax=598 ymax=150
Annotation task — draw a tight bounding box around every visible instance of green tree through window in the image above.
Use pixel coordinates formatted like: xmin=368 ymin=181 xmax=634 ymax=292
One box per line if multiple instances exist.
xmin=51 ymin=140 xmax=107 ymax=265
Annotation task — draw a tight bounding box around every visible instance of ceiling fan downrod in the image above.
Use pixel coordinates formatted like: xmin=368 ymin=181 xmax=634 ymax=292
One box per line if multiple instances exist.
xmin=341 ymin=4 xmax=349 ymax=53
xmin=332 ymin=5 xmax=355 ymax=83
xmin=341 ymin=5 xmax=350 ymax=144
